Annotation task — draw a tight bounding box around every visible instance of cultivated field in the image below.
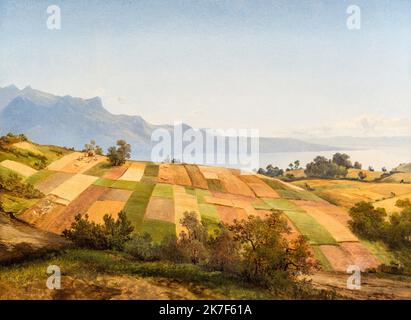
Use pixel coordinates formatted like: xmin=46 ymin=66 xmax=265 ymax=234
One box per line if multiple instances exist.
xmin=2 ymin=146 xmax=407 ymax=274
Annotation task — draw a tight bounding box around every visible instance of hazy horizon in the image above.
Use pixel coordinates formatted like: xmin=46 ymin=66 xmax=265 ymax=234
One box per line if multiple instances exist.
xmin=1 ymin=0 xmax=410 ymax=138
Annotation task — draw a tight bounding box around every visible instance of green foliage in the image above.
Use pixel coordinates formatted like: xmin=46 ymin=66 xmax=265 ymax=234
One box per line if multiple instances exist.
xmin=258 ymin=165 xmax=284 ymax=177
xmin=124 ymin=233 xmax=160 ymax=261
xmin=226 ymin=211 xmax=316 ymax=292
xmin=63 ymin=211 xmax=134 ymax=250
xmin=305 ymin=156 xmax=348 ymax=179
xmin=0 ymin=172 xmax=43 ymax=199
xmin=107 ymin=140 xmax=131 ymax=166
xmin=348 ymin=202 xmax=388 ymax=241
xmin=332 ymin=153 xmax=352 ymax=169
xmin=123 ymin=183 xmax=154 ymax=231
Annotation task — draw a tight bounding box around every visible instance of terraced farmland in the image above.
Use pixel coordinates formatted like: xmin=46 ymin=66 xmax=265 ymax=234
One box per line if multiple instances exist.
xmin=1 ymin=144 xmax=405 ymax=273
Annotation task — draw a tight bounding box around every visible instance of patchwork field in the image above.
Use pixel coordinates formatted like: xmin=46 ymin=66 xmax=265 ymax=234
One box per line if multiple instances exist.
xmin=0 ymin=160 xmax=37 ymax=177
xmin=3 ymin=147 xmax=405 ymax=273
xmin=292 ymin=179 xmax=411 ymax=210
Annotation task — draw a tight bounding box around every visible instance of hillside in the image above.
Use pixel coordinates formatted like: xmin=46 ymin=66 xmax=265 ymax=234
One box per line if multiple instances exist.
xmin=0 ymin=139 xmax=397 ymax=274
xmin=0 ymin=85 xmax=339 ymax=159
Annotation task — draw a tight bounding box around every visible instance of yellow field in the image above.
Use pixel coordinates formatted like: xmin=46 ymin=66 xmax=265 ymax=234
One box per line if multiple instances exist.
xmin=87 ymin=200 xmax=126 ymax=224
xmin=0 ymin=160 xmax=37 ymax=177
xmin=173 ymin=185 xmax=201 ymax=236
xmin=12 ymin=142 xmax=44 ymax=156
xmin=293 ymin=179 xmax=411 ymax=209
xmin=346 ymin=169 xmax=383 ymax=181
xmin=49 ymin=174 xmax=98 ymax=205
xmin=295 ymin=200 xmax=358 ymax=242
xmin=47 ymin=152 xmax=81 ymax=171
xmin=118 ymin=162 xmax=146 ymax=182
xmin=382 ymin=172 xmax=411 ymax=183
xmin=373 ymin=194 xmax=411 ymax=214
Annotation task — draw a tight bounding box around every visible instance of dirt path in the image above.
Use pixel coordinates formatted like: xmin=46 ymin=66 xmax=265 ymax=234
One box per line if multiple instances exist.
xmin=310 ymin=271 xmax=411 ymax=299
xmin=0 ymin=274 xmax=226 ymax=300
xmin=0 ymin=213 xmax=68 ymax=263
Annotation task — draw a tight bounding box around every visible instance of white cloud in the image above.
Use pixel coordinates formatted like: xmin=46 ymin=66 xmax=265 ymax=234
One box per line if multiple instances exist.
xmin=289 ymin=115 xmax=411 ymax=138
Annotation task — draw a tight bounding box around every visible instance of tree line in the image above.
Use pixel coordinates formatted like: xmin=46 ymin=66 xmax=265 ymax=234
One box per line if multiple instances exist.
xmin=62 ymin=210 xmax=333 ymax=298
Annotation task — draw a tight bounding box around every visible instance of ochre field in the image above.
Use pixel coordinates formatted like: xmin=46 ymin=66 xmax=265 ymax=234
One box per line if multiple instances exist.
xmin=1 ymin=143 xmax=409 ymax=273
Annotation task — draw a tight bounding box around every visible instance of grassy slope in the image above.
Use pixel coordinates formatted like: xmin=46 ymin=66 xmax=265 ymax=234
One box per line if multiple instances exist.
xmin=0 ymin=249 xmax=273 ymax=299
xmin=123 ymin=183 xmax=155 ymax=232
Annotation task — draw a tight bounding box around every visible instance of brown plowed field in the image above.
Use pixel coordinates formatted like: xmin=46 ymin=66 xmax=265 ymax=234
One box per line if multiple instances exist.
xmin=184 ymin=164 xmax=208 ymax=189
xmin=34 ymin=172 xmax=74 ymax=194
xmin=145 ymin=197 xmax=175 ymax=223
xmin=103 ymin=163 xmax=130 ymax=180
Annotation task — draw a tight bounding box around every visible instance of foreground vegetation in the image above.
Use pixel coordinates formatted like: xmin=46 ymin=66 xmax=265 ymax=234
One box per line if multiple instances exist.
xmin=60 ymin=209 xmax=335 ymax=299
xmin=348 ymin=199 xmax=411 ymax=274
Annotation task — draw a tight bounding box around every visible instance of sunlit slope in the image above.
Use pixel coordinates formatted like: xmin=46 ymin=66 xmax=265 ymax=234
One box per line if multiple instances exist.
xmin=0 ymin=146 xmax=393 ymax=272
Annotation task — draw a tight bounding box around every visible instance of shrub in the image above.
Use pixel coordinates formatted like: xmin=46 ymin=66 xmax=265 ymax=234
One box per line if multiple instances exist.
xmin=107 ymin=140 xmax=131 ymax=166
xmin=63 ymin=211 xmax=134 ymax=250
xmin=348 ymin=202 xmax=388 ymax=240
xmin=305 ymin=156 xmax=347 ymax=179
xmin=124 ymin=233 xmax=159 ymax=261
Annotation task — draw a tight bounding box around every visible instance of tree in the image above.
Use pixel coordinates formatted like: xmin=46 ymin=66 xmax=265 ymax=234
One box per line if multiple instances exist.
xmin=293 ymin=160 xmax=300 ymax=170
xmin=124 ymin=233 xmax=159 ymax=261
xmin=207 ymin=225 xmax=240 ymax=274
xmin=177 ymin=211 xmax=209 ymax=264
xmin=288 ymin=163 xmax=294 ymax=171
xmin=84 ymin=140 xmax=103 ymax=156
xmin=358 ymin=171 xmax=367 ymax=181
xmin=385 ymin=199 xmax=411 ymax=248
xmin=348 ymin=202 xmax=387 ymax=240
xmin=305 ymin=156 xmax=347 ymax=179
xmin=63 ymin=211 xmax=134 ymax=250
xmin=368 ymin=166 xmax=375 ymax=172
xmin=353 ymin=161 xmax=362 ymax=169
xmin=382 ymin=167 xmax=387 ymax=172
xmin=107 ymin=140 xmax=131 ymax=166
xmin=332 ymin=153 xmax=352 ymax=169
xmin=265 ymin=165 xmax=284 ymax=177
xmin=227 ymin=211 xmax=315 ymax=290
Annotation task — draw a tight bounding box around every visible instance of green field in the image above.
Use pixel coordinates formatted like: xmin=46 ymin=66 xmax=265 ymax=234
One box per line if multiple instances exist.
xmin=277 ymin=189 xmax=323 ymax=201
xmin=140 ymin=219 xmax=176 ymax=242
xmin=312 ymin=245 xmax=333 ymax=271
xmin=283 ymin=210 xmax=337 ymax=245
xmin=123 ymin=183 xmax=155 ymax=231
xmin=25 ymin=169 xmax=55 ymax=185
xmin=84 ymin=161 xmax=112 ymax=177
xmin=263 ymin=198 xmax=301 ymax=211
xmin=93 ymin=178 xmax=116 ymax=187
xmin=261 ymin=178 xmax=288 ymax=190
xmin=152 ymin=183 xmax=173 ymax=198
xmin=2 ymin=194 xmax=38 ymax=214
xmin=111 ymin=180 xmax=140 ymax=190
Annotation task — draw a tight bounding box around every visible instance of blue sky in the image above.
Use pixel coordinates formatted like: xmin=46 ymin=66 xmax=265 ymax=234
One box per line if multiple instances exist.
xmin=0 ymin=0 xmax=410 ymax=137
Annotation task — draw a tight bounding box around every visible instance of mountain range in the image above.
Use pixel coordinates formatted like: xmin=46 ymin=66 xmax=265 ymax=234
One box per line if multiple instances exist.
xmin=0 ymin=85 xmax=344 ymax=160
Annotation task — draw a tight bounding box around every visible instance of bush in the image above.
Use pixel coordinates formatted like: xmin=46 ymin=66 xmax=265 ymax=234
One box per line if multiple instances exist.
xmin=0 ymin=172 xmax=43 ymax=199
xmin=348 ymin=202 xmax=387 ymax=240
xmin=305 ymin=156 xmax=347 ymax=179
xmin=63 ymin=211 xmax=134 ymax=250
xmin=107 ymin=140 xmax=131 ymax=166
xmin=124 ymin=233 xmax=160 ymax=261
